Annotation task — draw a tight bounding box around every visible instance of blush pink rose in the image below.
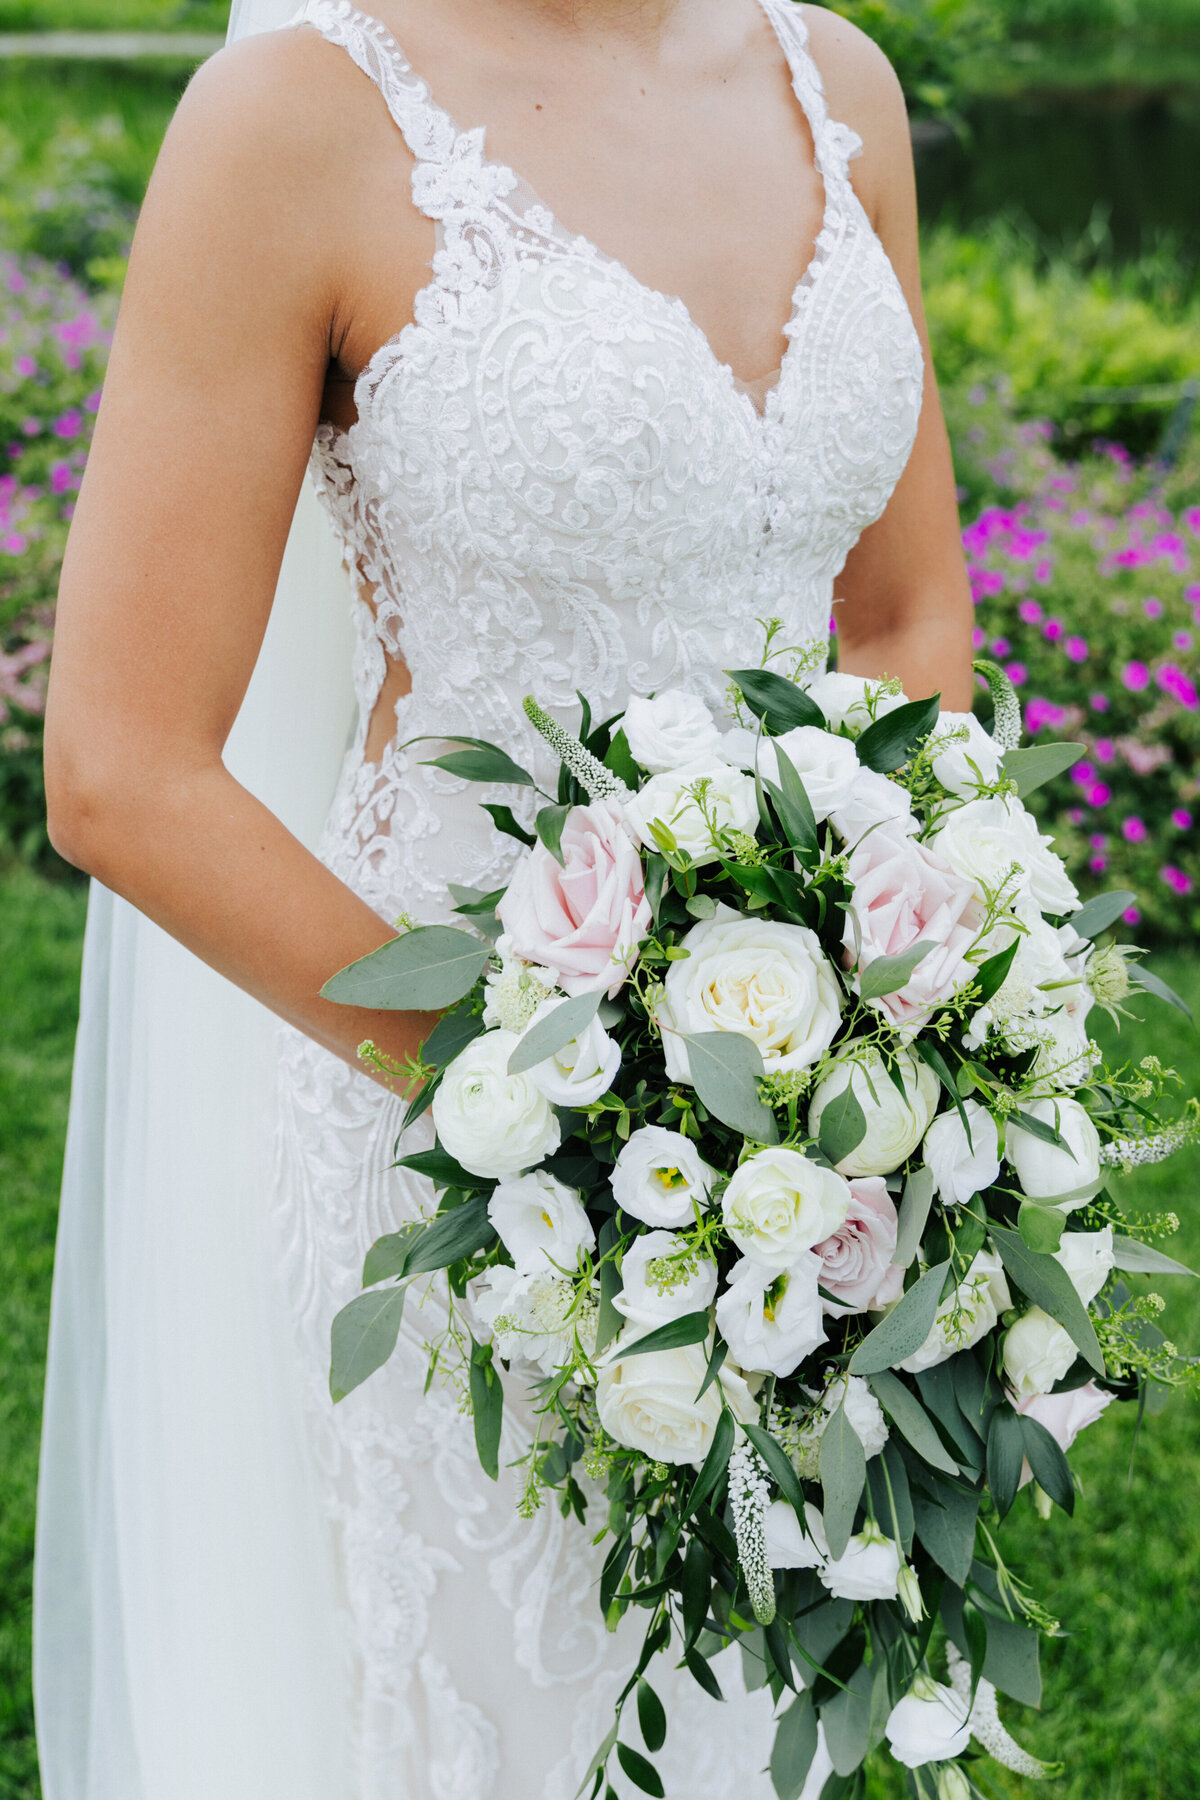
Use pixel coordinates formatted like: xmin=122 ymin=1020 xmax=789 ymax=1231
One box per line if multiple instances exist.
xmin=497 ymin=800 xmax=652 ymax=997
xmin=814 ymin=1176 xmax=904 ymax=1314
xmin=844 ymin=823 xmax=984 ymax=1033
xmin=1015 ymin=1381 xmax=1112 ymax=1486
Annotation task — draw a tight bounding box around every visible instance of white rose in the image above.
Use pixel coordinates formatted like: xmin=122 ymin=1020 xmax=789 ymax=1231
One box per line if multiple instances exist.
xmin=610 ymin=1125 xmax=716 ymax=1228
xmin=1005 ymin=1096 xmax=1102 ymax=1207
xmin=595 ymin=1338 xmax=756 ymax=1465
xmin=471 ymin=1264 xmax=595 ymax=1377
xmin=768 ymin=725 xmax=861 ymax=823
xmin=486 ymin=1169 xmax=595 ymax=1275
xmin=804 ymin=671 xmax=908 ymax=736
xmin=829 ymin=768 xmax=917 ymax=847
xmin=885 ymin=1677 xmax=972 ymax=1769
xmin=1054 ymin=1226 xmax=1114 ymax=1306
xmin=899 ymin=1248 xmax=1012 ymax=1374
xmin=519 ymin=996 xmax=621 ymax=1106
xmin=808 ymin=1044 xmax=939 ymax=1178
xmin=820 ymin=1520 xmax=902 ymax=1602
xmin=1002 ymin=1305 xmax=1077 ymax=1399
xmin=926 ymin=711 xmax=1003 ymax=798
xmin=923 ymin=1101 xmax=1001 ymax=1208
xmin=715 ymin=1254 xmax=827 ymax=1377
xmin=659 ymin=910 xmax=842 ymax=1082
xmin=623 ymin=690 xmax=723 ymax=774
xmin=929 ymin=795 xmax=1080 ymax=915
xmin=432 ymin=1030 xmax=561 ymax=1177
xmin=790 ymin=1373 xmax=889 ymax=1478
xmin=764 ymin=1498 xmax=828 ymax=1569
xmin=624 ymin=758 xmax=758 ymax=867
xmin=612 ymin=1230 xmax=718 ymax=1328
xmin=722 ymin=1147 xmax=852 ymax=1269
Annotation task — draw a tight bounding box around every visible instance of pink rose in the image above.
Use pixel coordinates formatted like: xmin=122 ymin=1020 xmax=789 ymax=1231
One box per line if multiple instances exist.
xmin=497 ymin=801 xmax=652 ymax=997
xmin=1015 ymin=1381 xmax=1112 ymax=1486
xmin=843 ymin=824 xmax=984 ymax=1033
xmin=814 ymin=1177 xmax=904 ymax=1314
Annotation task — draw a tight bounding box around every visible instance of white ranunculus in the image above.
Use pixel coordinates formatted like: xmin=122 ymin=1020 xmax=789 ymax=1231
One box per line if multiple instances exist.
xmin=714 ymin=1254 xmax=827 ymax=1377
xmin=623 ymin=758 xmax=758 ymax=867
xmin=659 ymin=910 xmax=842 ymax=1082
xmin=722 ymin=1147 xmax=852 ymax=1270
xmin=885 ymin=1677 xmax=972 ymax=1769
xmin=1005 ymin=1095 xmax=1102 ymax=1207
xmin=610 ymin=1125 xmax=716 ymax=1228
xmin=899 ymin=1249 xmax=1012 ymax=1373
xmin=471 ymin=1264 xmax=596 ymax=1377
xmin=596 ymin=1338 xmax=755 ymax=1465
xmin=923 ymin=1101 xmax=1001 ymax=1208
xmin=926 ymin=711 xmax=1003 ymax=798
xmin=768 ymin=725 xmax=861 ymax=823
xmin=829 ymin=768 xmax=918 ymax=848
xmin=1054 ymin=1226 xmax=1114 ymax=1306
xmin=807 ymin=1044 xmax=939 ymax=1179
xmin=928 ymin=795 xmax=1080 ymax=915
xmin=519 ymin=996 xmax=621 ymax=1106
xmin=1003 ymin=1305 xmax=1077 ymax=1399
xmin=612 ymin=1230 xmax=718 ymax=1328
xmin=820 ymin=1520 xmax=902 ymax=1602
xmin=622 ymin=690 xmax=724 ymax=774
xmin=764 ymin=1498 xmax=829 ymax=1569
xmin=486 ymin=1169 xmax=594 ymax=1275
xmin=804 ymin=671 xmax=908 ymax=736
xmin=432 ymin=1030 xmax=561 ymax=1178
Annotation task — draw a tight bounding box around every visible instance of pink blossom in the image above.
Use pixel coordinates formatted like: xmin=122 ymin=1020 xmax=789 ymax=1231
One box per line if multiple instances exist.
xmin=814 ymin=1178 xmax=904 ymax=1314
xmin=1088 ymin=855 xmax=1107 ymax=874
xmin=1174 ymin=631 xmax=1193 ymax=652
xmin=991 ymin=637 xmax=1011 ymax=658
xmin=1121 ymin=661 xmax=1150 ymax=692
xmin=1065 ymin=636 xmax=1089 ymax=663
xmin=1171 ymin=810 xmax=1192 ymax=830
xmin=1144 ymin=596 xmax=1164 ymax=619
xmin=1015 ymin=1383 xmax=1112 ymax=1484
xmin=1123 ymin=906 xmax=1141 ymax=924
xmin=1067 ymin=808 xmax=1084 ymax=825
xmin=1090 ymin=693 xmax=1110 ymax=713
xmin=1161 ymin=865 xmax=1194 ymax=896
xmin=1087 ymin=783 xmax=1112 ymax=808
xmin=843 ymin=824 xmax=983 ymax=1034
xmin=1184 ymin=508 xmax=1200 ymax=536
xmin=1157 ymin=664 xmax=1199 ymax=709
xmin=1043 ymin=618 xmax=1064 ymax=641
xmin=1018 ymin=600 xmax=1043 ymax=624
xmin=1005 ymin=661 xmax=1028 ymax=686
xmin=1123 ymin=817 xmax=1147 ymax=844
xmin=1089 ymin=833 xmax=1108 ymax=849
xmin=971 ymin=626 xmax=986 ymax=649
xmin=1093 ymin=739 xmax=1114 ymax=764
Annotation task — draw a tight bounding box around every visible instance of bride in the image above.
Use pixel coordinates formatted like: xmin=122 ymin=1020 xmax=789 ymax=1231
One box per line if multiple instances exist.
xmin=35 ymin=0 xmax=973 ymax=1794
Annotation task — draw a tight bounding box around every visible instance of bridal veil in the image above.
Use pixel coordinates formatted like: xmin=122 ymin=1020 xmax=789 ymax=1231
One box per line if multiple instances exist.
xmin=33 ymin=5 xmax=362 ymax=1791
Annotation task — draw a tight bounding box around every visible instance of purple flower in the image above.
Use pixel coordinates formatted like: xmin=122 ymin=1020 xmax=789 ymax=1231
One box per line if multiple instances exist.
xmin=1123 ymin=906 xmax=1142 ymax=924
xmin=1065 ymin=636 xmax=1089 ymax=663
xmin=49 ymin=460 xmax=73 ymax=496
xmin=1005 ymin=661 xmax=1027 ymax=686
xmin=2 ymin=532 xmax=27 ymax=555
xmin=1087 ymin=783 xmax=1112 ymax=807
xmin=1072 ymin=762 xmax=1097 ymax=788
xmin=1090 ymin=693 xmax=1111 ymax=713
xmin=1067 ymin=807 xmax=1085 ymax=825
xmin=1144 ymin=596 xmax=1164 ymax=620
xmin=1174 ymin=631 xmax=1193 ymax=651
xmin=1123 ymin=817 xmax=1148 ymax=844
xmin=1034 ymin=558 xmax=1052 ymax=584
xmin=1185 ymin=507 xmax=1200 ymax=536
xmin=1089 ymin=855 xmax=1108 ymax=874
xmin=1043 ymin=618 xmax=1064 ymax=642
xmin=972 ymin=626 xmax=986 ymax=649
xmin=53 ymin=409 xmax=83 ymax=440
xmin=1122 ymin=661 xmax=1150 ymax=692
xmin=991 ymin=637 xmax=1011 ymax=658
xmin=1171 ymin=809 xmax=1193 ymax=830
xmin=20 ymin=418 xmax=40 ymax=438
xmin=1094 ymin=739 xmax=1115 ymax=764
xmin=1160 ymin=865 xmax=1194 ymax=896
xmin=14 ymin=354 xmax=36 ymax=379
xmin=1089 ymin=833 xmax=1108 ymax=850
xmin=1156 ymin=664 xmax=1199 ymax=709
xmin=1018 ymin=600 xmax=1043 ymax=624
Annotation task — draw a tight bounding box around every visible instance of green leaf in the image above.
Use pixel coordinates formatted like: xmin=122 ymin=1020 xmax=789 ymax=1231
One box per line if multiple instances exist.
xmin=684 ymin=1647 xmax=725 ymax=1702
xmin=770 ymin=1692 xmax=819 ymax=1800
xmin=1017 ymin=1201 xmax=1066 ymax=1254
xmin=973 ymin=936 xmax=1021 ymax=1006
xmin=613 ymin=1311 xmax=711 ymax=1359
xmin=596 ymin=1221 xmax=625 ymax=1355
xmin=910 ymin=1475 xmax=978 ymax=1585
xmin=362 ymin=1224 xmax=422 ymax=1288
xmin=817 ymin=1084 xmax=867 ymax=1169
xmin=848 ymin=1259 xmax=951 ymax=1375
xmin=682 ymin=1031 xmax=780 ymax=1142
xmin=636 ymin=1680 xmax=667 ymax=1755
xmin=942 ymin=1576 xmax=1042 ymax=1707
xmin=507 ymin=988 xmax=602 ymax=1075
xmin=322 ymin=926 xmax=492 ymax=1011
xmin=990 ymin=1225 xmax=1104 ymax=1374
xmin=421 ymin=1005 xmax=486 ymax=1067
xmin=480 ymin=802 xmax=536 ymax=847
xmin=1008 ymin=1107 xmax=1068 ymax=1149
xmin=685 ymin=1407 xmax=735 ymax=1518
xmin=767 ymin=742 xmax=819 ymax=854
xmin=857 ymin=940 xmax=938 ymax=1002
xmin=1112 ymin=1234 xmax=1198 ymax=1278
xmin=819 ymin=1402 xmax=867 ymax=1560
xmin=330 ymin=1285 xmax=407 ymax=1402
xmin=395 ymin=1146 xmax=483 ymax=1189
xmin=1131 ymin=964 xmax=1195 ymax=1022
xmin=681 ymin=1533 xmax=711 ymax=1647
xmin=867 ymin=1370 xmax=960 ymax=1476
xmin=535 ymin=802 xmax=573 ymax=865
xmin=727 ymin=666 xmax=825 ymax=733
xmin=468 ymin=1338 xmax=503 ymax=1480
xmin=821 ymin=1662 xmax=874 ymax=1778
xmin=892 ymin=1166 xmax=934 ymax=1271
xmin=1001 ymin=741 xmax=1086 ymax=796
xmin=420 ymin=742 xmax=538 ymax=787
xmin=855 ymin=694 xmax=941 ymax=773
xmin=694 ymin=1334 xmax=728 ymax=1403
xmin=405 ymin=1195 xmax=497 ymax=1277
xmin=604 ymin=727 xmax=641 ymax=788
xmin=615 ymin=1742 xmax=665 ymax=1798
xmin=986 ymin=1403 xmax=1025 ymax=1518
xmin=1019 ymin=1414 xmax=1075 ymax=1514
xmin=447 ymin=882 xmax=506 ymax=916
xmin=868 ymin=1442 xmax=913 ymax=1548
xmin=1068 ymin=889 xmax=1138 ymax=940
xmin=744 ymin=1422 xmax=809 ymax=1520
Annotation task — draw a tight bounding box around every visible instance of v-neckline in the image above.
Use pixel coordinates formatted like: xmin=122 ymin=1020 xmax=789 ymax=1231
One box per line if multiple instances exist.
xmin=325 ymin=0 xmax=840 ymax=431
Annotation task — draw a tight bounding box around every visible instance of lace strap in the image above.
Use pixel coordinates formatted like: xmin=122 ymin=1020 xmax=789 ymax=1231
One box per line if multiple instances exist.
xmin=759 ymin=0 xmax=864 ymax=187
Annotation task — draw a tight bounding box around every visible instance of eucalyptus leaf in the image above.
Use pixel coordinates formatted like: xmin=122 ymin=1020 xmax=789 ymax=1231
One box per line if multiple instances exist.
xmin=744 ymin=1422 xmax=809 ymax=1520
xmin=817 ymin=1084 xmax=867 ymax=1169
xmin=1131 ymin=964 xmax=1195 ymax=1021
xmin=362 ymin=1224 xmax=421 ymax=1288
xmin=1069 ymin=888 xmax=1138 ymax=941
xmin=1017 ymin=1200 xmax=1066 ymax=1253
xmin=1018 ymin=1414 xmax=1075 ymax=1513
xmin=821 ymin=1662 xmax=874 ymax=1778
xmin=421 ymin=1005 xmax=486 ymax=1068
xmin=990 ymin=1225 xmax=1104 ymax=1374
xmin=857 ymin=939 xmax=937 ymax=1002
xmin=769 ymin=1692 xmax=818 ymax=1800
xmin=892 ymin=1166 xmax=934 ymax=1271
xmin=330 ymin=1286 xmax=407 ymax=1402
xmin=986 ymin=1403 xmax=1025 ymax=1518
xmin=910 ymin=1475 xmax=978 ymax=1585
xmin=322 ymin=926 xmax=492 ymax=1011
xmin=682 ymin=1031 xmax=780 ymax=1143
xmin=848 ymin=1259 xmax=950 ymax=1375
xmin=447 ymin=881 xmax=505 ymax=916
xmin=855 ymin=694 xmax=941 ymax=774
xmin=727 ymin=666 xmax=825 ymax=733
xmin=867 ymin=1370 xmax=959 ymax=1476
xmin=1001 ymin=741 xmax=1086 ymax=796
xmin=507 ymin=989 xmax=603 ymax=1075
xmin=819 ymin=1402 xmax=867 ymax=1560
xmin=1112 ymin=1234 xmax=1199 ymax=1278
xmin=612 ymin=1310 xmax=711 ymax=1359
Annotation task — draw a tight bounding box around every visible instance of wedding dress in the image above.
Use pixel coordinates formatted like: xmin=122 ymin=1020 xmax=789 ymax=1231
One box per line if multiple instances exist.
xmin=34 ymin=2 xmax=923 ymax=1796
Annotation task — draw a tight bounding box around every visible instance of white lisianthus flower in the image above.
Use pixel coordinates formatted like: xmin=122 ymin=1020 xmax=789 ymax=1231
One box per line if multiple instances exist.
xmin=596 ymin=1338 xmax=756 ymax=1464
xmin=899 ymin=1249 xmax=1012 ymax=1373
xmin=763 ymin=1499 xmax=829 ymax=1569
xmin=714 ymin=1253 xmax=827 ymax=1377
xmin=923 ymin=1101 xmax=1002 ymax=1208
xmin=482 ymin=934 xmax=558 ymax=1032
xmin=807 ymin=1044 xmax=939 ymax=1178
xmin=804 ymin=671 xmax=908 ymax=735
xmin=1005 ymin=1096 xmax=1102 ymax=1207
xmin=659 ymin=910 xmax=842 ymax=1081
xmin=722 ymin=1147 xmax=852 ymax=1270
xmin=622 ymin=690 xmax=723 ymax=774
xmin=1002 ymin=1305 xmax=1077 ymax=1399
xmin=768 ymin=725 xmax=861 ymax=823
xmin=790 ymin=1373 xmax=890 ymax=1477
xmin=820 ymin=1519 xmax=902 ymax=1602
xmin=928 ymin=795 xmax=1080 ymax=915
xmin=1054 ymin=1226 xmax=1114 ymax=1306
xmin=610 ymin=1125 xmax=716 ymax=1228
xmin=518 ymin=996 xmax=621 ymax=1106
xmin=432 ymin=1030 xmax=561 ymax=1177
xmin=612 ymin=1230 xmax=717 ymax=1328
xmin=885 ymin=1677 xmax=972 ymax=1769
xmin=828 ymin=768 xmax=918 ymax=848
xmin=926 ymin=711 xmax=1003 ymax=798
xmin=623 ymin=758 xmax=758 ymax=866
xmin=486 ymin=1169 xmax=594 ymax=1275
xmin=471 ymin=1264 xmax=596 ymax=1377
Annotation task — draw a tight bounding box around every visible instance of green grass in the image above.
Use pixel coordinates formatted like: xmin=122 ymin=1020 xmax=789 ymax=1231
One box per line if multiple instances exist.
xmin=0 ymin=0 xmax=226 ymax=31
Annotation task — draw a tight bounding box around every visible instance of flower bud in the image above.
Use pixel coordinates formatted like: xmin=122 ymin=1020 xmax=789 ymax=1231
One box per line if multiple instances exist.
xmin=1087 ymin=942 xmax=1132 ymax=1006
xmin=897 ymin=1564 xmax=925 ymax=1622
xmin=937 ymin=1767 xmax=972 ymax=1800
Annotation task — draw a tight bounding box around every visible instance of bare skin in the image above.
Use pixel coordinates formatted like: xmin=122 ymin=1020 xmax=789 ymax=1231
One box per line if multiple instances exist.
xmin=43 ymin=0 xmax=975 ymax=1087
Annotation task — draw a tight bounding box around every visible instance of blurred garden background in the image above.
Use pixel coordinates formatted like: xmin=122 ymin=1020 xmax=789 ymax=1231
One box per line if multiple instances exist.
xmin=1 ymin=1 xmax=1199 ymax=1795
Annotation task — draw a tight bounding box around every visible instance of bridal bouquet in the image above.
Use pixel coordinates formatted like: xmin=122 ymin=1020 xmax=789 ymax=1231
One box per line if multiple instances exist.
xmin=325 ymin=653 xmax=1198 ymax=1799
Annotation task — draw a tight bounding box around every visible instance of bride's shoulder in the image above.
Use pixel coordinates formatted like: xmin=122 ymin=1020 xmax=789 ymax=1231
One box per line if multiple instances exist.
xmin=794 ymin=5 xmax=914 ymax=213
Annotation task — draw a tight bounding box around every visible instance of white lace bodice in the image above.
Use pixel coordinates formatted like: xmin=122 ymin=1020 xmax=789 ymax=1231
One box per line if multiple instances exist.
xmin=297 ymin=0 xmax=924 ymax=922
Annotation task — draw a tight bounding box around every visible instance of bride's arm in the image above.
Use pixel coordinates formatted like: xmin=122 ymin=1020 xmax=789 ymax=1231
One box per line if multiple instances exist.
xmin=43 ymin=32 xmax=436 ymax=1085
xmin=803 ymin=8 xmax=976 ymax=712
